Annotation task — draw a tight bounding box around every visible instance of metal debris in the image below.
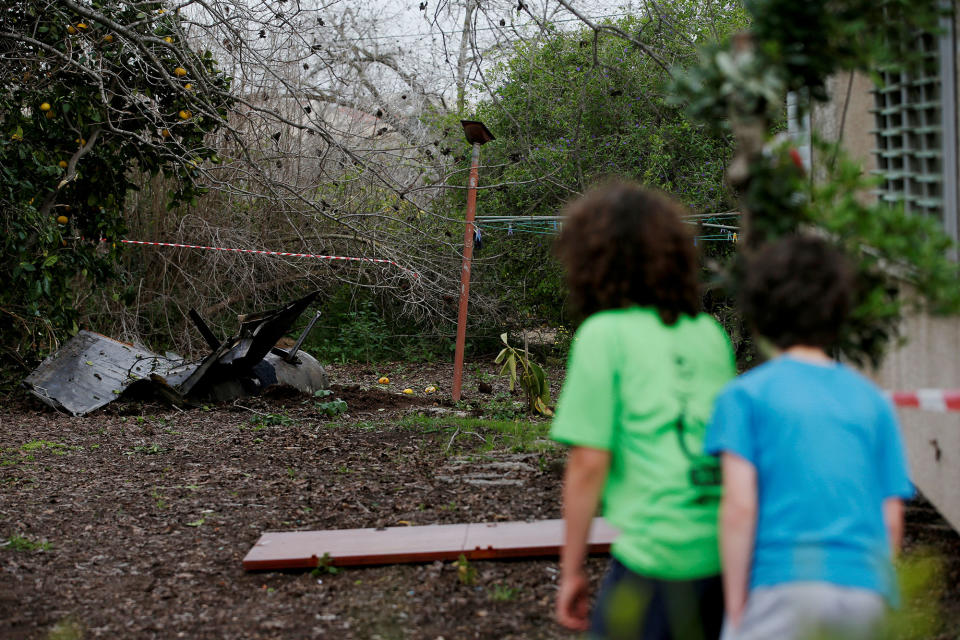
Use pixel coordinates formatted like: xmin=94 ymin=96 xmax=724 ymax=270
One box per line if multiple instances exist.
xmin=25 ymin=291 xmax=329 ymax=416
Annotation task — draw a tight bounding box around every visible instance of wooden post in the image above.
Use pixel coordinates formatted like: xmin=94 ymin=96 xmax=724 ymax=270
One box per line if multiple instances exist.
xmin=452 ymin=142 xmax=482 ymax=403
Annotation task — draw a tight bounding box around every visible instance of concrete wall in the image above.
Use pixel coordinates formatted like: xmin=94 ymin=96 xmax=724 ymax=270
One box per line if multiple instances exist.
xmin=870 ymin=313 xmax=960 ymax=531
xmin=810 ymin=71 xmax=878 ymax=176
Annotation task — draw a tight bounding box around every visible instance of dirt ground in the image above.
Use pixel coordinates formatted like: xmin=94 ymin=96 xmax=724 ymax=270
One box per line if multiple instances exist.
xmin=1 ymin=360 xmax=959 ymax=639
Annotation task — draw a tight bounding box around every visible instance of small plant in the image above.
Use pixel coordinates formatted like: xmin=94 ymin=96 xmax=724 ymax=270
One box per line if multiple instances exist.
xmin=151 ymin=488 xmax=167 ymax=509
xmin=124 ymin=443 xmax=166 ymax=455
xmin=250 ymin=413 xmax=294 ymax=428
xmin=489 ymin=583 xmax=521 ymax=602
xmin=21 ymin=440 xmax=67 ymax=453
xmin=313 ymin=390 xmax=348 ymax=417
xmin=311 ymin=552 xmax=341 ymax=576
xmin=494 ymin=333 xmax=552 ymax=416
xmin=4 ymin=533 xmax=52 ymax=552
xmin=454 ymin=554 xmax=476 ymax=585
xmin=48 ymin=617 xmax=83 ymax=640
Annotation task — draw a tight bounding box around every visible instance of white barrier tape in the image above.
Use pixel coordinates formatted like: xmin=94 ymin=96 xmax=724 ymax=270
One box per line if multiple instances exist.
xmin=108 ymin=239 xmax=419 ymax=277
xmin=888 ymin=390 xmax=960 ymax=412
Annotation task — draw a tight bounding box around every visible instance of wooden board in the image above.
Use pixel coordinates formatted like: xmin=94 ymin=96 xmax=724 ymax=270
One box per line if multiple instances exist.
xmin=243 ymin=517 xmax=618 ymax=571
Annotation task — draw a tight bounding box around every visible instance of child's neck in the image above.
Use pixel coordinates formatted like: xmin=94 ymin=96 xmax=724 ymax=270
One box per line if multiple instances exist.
xmin=782 ymin=345 xmax=833 ymax=365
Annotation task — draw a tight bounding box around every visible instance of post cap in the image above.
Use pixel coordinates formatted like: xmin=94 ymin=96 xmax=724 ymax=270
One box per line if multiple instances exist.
xmin=461 ymin=120 xmax=495 ymax=145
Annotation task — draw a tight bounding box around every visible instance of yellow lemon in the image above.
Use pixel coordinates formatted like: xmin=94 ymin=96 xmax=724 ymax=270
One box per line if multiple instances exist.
xmin=378 ymin=376 xmax=389 ymax=384
xmin=178 ymin=109 xmax=191 ymax=120
xmin=56 ymin=215 xmax=68 ymax=224
xmin=103 ymin=34 xmax=113 ymax=43
xmin=174 ymin=67 xmax=187 ymax=77
xmin=184 ymin=83 xmax=193 ymax=90
xmin=58 ymin=160 xmax=68 ymax=168
xmin=66 ymin=25 xmax=77 ymax=34
xmin=39 ymin=102 xmax=51 ymax=111
xmin=76 ymin=22 xmax=88 ymax=30
xmin=424 ymin=386 xmax=436 ymax=394
xmin=402 ymin=388 xmax=413 ymax=395
xmin=161 ymin=128 xmax=171 ymax=138
xmin=165 ymin=36 xmax=173 ymax=43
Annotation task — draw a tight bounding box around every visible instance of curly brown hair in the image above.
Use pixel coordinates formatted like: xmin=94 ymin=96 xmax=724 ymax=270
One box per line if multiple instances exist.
xmin=741 ymin=235 xmax=854 ymax=350
xmin=554 ymin=181 xmax=700 ymax=325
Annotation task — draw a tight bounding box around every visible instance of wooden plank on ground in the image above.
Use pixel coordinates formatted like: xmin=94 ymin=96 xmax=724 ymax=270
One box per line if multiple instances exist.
xmin=242 ymin=517 xmax=618 ymax=571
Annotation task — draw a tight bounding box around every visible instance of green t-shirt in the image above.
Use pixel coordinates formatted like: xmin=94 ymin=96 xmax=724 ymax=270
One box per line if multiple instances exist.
xmin=550 ymin=307 xmax=735 ymax=580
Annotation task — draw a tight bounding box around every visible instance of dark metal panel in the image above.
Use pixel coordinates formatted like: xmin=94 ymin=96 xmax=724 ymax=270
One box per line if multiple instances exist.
xmin=24 ymin=331 xmax=182 ymax=416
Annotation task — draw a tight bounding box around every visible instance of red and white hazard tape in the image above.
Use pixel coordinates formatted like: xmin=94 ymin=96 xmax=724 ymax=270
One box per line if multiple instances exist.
xmin=112 ymin=239 xmax=418 ymax=277
xmin=888 ymin=390 xmax=960 ymax=412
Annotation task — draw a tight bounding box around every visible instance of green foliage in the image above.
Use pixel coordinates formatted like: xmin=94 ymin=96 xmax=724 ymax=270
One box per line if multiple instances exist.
xmin=0 ymin=1 xmax=231 ymax=366
xmin=746 ymin=0 xmax=945 ymax=98
xmin=807 ymin=145 xmax=960 ymax=366
xmin=884 ymin=550 xmax=945 ymax=639
xmin=124 ymin=443 xmax=166 ymax=455
xmin=494 ymin=333 xmax=551 ymax=416
xmin=454 ymin=554 xmax=476 ymax=586
xmin=488 ymin=583 xmax=521 ymax=602
xmin=301 ymin=286 xmax=455 ymax=363
xmin=671 ymin=0 xmax=955 ymax=366
xmin=432 ymin=3 xmax=746 ymax=327
xmin=4 ymin=533 xmax=52 ymax=552
xmin=313 ymin=390 xmax=348 ymax=417
xmin=48 ymin=618 xmax=84 ymax=640
xmin=249 ymin=413 xmax=294 ymax=428
xmin=311 ymin=552 xmax=341 ymax=576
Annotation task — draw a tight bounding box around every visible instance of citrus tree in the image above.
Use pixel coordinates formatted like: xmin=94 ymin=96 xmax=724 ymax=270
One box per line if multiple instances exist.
xmin=0 ymin=0 xmax=231 ymax=368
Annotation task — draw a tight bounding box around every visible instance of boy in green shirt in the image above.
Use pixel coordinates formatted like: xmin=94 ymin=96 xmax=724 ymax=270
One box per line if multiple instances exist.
xmin=551 ymin=183 xmax=735 ymax=639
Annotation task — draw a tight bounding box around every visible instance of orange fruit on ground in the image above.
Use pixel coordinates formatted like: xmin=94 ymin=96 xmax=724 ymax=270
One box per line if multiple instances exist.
xmin=165 ymin=36 xmax=173 ymax=43
xmin=76 ymin=22 xmax=88 ymax=30
xmin=39 ymin=102 xmax=51 ymax=111
xmin=178 ymin=110 xmax=191 ymax=120
xmin=58 ymin=160 xmax=68 ymax=168
xmin=184 ymin=83 xmax=193 ymax=90
xmin=66 ymin=25 xmax=77 ymax=34
xmin=56 ymin=215 xmax=68 ymax=224
xmin=103 ymin=34 xmax=113 ymax=43
xmin=402 ymin=388 xmax=414 ymax=395
xmin=174 ymin=67 xmax=187 ymax=77
xmin=378 ymin=376 xmax=389 ymax=384
xmin=161 ymin=129 xmax=171 ymax=138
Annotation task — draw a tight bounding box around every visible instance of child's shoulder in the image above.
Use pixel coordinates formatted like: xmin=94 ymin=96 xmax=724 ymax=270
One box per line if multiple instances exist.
xmin=726 ymin=357 xmax=886 ymax=402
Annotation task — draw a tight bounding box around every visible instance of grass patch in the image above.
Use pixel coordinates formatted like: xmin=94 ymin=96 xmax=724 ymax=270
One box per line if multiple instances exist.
xmin=48 ymin=618 xmax=83 ymax=640
xmin=399 ymin=414 xmax=553 ymax=453
xmin=124 ymin=443 xmax=167 ymax=455
xmin=4 ymin=533 xmax=52 ymax=552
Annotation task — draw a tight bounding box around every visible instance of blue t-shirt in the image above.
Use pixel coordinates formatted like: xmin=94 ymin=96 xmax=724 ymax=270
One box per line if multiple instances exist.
xmin=705 ymin=356 xmax=913 ymax=604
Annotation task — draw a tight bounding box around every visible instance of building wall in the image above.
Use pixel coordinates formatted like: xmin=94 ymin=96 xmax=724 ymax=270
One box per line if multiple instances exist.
xmin=810 ymin=72 xmax=878 ymax=176
xmin=871 ymin=311 xmax=960 ymax=531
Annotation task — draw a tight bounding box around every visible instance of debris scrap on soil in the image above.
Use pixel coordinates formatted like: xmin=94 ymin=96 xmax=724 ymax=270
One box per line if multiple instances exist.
xmin=242 ymin=517 xmax=619 ymax=570
xmin=24 ymin=291 xmax=328 ymax=416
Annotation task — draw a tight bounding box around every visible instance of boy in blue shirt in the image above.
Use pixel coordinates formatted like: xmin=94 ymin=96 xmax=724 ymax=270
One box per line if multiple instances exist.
xmin=706 ymin=236 xmax=914 ymax=640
